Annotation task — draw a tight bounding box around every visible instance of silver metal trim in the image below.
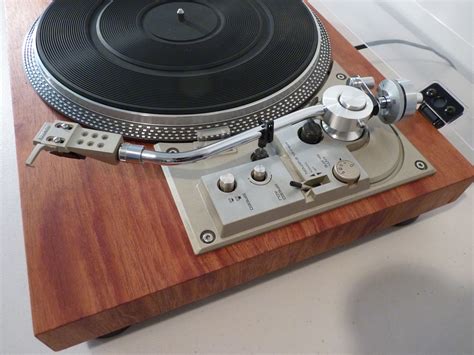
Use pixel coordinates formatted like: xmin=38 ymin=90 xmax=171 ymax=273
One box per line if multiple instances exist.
xmin=23 ymin=7 xmax=332 ymax=142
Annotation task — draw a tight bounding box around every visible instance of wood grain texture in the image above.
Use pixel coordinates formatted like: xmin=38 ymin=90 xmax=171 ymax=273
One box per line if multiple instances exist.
xmin=5 ymin=0 xmax=473 ymax=351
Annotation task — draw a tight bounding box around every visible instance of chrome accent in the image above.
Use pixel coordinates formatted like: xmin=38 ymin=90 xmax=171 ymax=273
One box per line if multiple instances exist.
xmin=346 ymin=76 xmax=376 ymax=90
xmin=321 ymin=86 xmax=374 ymax=141
xmin=118 ymin=144 xmax=144 ymax=163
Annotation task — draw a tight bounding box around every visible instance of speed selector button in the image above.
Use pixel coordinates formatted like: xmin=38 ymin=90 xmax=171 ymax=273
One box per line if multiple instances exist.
xmin=333 ymin=160 xmax=360 ymax=184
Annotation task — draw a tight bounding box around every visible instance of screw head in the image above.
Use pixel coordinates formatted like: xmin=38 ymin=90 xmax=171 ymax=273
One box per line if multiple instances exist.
xmin=200 ymin=230 xmax=216 ymax=244
xmin=336 ymin=73 xmax=347 ymax=81
xmin=415 ymin=160 xmax=428 ymax=171
xmin=47 ymin=136 xmax=65 ymax=144
xmin=55 ymin=122 xmax=73 ymax=130
xmin=166 ymin=147 xmax=179 ymax=154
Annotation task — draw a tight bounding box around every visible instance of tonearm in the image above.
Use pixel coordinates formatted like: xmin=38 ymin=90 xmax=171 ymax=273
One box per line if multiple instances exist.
xmin=26 ymin=76 xmax=423 ymax=167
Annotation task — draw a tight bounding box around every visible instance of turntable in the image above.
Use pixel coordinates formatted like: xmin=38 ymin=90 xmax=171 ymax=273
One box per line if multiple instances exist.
xmin=4 ymin=0 xmax=473 ymax=350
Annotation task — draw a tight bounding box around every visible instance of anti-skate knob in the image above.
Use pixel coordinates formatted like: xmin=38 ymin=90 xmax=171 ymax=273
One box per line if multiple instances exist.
xmin=333 ymin=160 xmax=360 ymax=185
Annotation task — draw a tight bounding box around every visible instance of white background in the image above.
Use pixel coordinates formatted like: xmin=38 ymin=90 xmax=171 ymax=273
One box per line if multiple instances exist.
xmin=1 ymin=0 xmax=472 ymax=354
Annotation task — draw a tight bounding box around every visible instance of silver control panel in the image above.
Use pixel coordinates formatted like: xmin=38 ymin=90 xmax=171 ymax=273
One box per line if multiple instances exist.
xmin=160 ymin=99 xmax=434 ymax=255
xmin=155 ymin=66 xmax=435 ymax=254
xmin=200 ymin=156 xmax=305 ymax=238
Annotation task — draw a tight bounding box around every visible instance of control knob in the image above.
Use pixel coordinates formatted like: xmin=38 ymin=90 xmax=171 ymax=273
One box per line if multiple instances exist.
xmin=333 ymin=160 xmax=361 ymax=185
xmin=218 ymin=173 xmax=236 ymax=193
xmin=298 ymin=119 xmax=323 ymax=145
xmin=251 ymin=165 xmax=267 ymax=182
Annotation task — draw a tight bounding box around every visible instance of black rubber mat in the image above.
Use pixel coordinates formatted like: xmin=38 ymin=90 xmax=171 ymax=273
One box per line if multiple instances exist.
xmin=36 ymin=0 xmax=319 ymax=114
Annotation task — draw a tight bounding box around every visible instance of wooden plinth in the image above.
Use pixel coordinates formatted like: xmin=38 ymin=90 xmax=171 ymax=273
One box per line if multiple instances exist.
xmin=5 ymin=0 xmax=473 ymax=351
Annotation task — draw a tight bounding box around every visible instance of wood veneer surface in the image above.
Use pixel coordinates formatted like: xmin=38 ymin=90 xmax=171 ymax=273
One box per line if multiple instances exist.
xmin=5 ymin=0 xmax=473 ymax=350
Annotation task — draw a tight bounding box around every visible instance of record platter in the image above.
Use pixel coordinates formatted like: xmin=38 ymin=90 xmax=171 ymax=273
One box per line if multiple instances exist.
xmin=24 ymin=0 xmax=332 ymax=141
xmin=5 ymin=0 xmax=472 ymax=350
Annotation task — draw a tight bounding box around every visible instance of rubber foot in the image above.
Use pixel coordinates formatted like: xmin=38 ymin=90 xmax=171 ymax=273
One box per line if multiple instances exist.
xmin=97 ymin=326 xmax=130 ymax=339
xmin=395 ymin=216 xmax=420 ymax=227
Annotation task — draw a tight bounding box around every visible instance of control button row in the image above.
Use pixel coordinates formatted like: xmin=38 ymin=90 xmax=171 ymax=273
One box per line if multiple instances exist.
xmin=218 ymin=165 xmax=270 ymax=193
